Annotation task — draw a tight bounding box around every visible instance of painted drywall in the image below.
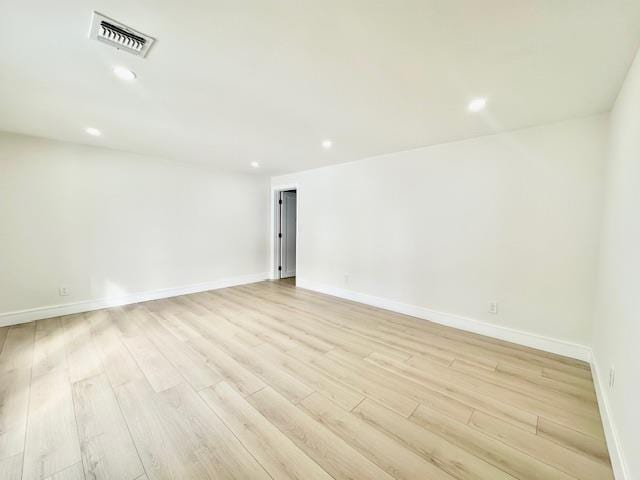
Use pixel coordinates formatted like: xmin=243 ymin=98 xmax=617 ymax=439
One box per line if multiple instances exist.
xmin=272 ymin=115 xmax=607 ymax=348
xmin=592 ymin=46 xmax=640 ymax=480
xmin=0 ymin=132 xmax=269 ymax=318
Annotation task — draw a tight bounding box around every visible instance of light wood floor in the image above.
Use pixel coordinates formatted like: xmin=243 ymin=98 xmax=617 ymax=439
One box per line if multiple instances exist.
xmin=0 ymin=280 xmax=613 ymax=480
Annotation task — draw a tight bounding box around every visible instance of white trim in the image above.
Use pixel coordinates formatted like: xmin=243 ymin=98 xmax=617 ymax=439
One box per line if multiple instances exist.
xmin=296 ymin=278 xmax=592 ymax=361
xmin=591 ymin=355 xmax=629 ymax=480
xmin=0 ymin=272 xmax=268 ymax=327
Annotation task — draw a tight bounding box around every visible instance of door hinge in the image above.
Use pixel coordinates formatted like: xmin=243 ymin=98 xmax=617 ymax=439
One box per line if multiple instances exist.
xmin=278 ymin=233 xmax=282 ymax=238
xmin=278 ymin=199 xmax=283 ymax=205
xmin=278 ymin=266 xmax=282 ymax=271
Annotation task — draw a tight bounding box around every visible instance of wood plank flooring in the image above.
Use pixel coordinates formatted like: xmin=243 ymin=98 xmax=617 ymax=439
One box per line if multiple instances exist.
xmin=0 ymin=280 xmax=613 ymax=480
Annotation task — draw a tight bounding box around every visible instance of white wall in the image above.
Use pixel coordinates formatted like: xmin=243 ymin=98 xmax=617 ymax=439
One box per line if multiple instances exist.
xmin=0 ymin=132 xmax=269 ymax=322
xmin=273 ymin=115 xmax=607 ymax=350
xmin=592 ymin=47 xmax=640 ymax=480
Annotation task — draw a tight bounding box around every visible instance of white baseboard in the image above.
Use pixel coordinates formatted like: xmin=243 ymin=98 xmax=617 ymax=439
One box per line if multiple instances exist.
xmin=591 ymin=355 xmax=629 ymax=480
xmin=296 ymin=279 xmax=592 ymax=362
xmin=0 ymin=272 xmax=269 ymax=327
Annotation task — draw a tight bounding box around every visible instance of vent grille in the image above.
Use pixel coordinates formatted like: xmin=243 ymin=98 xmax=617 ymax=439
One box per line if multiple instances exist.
xmin=89 ymin=12 xmax=155 ymax=58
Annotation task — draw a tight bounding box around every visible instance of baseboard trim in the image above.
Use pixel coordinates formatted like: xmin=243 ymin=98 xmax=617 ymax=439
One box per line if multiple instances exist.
xmin=0 ymin=272 xmax=269 ymax=327
xmin=591 ymin=355 xmax=629 ymax=480
xmin=296 ymin=279 xmax=592 ymax=362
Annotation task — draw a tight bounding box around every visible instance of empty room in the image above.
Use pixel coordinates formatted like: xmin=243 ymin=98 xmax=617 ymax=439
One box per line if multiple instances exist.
xmin=1 ymin=2 xmax=638 ymax=480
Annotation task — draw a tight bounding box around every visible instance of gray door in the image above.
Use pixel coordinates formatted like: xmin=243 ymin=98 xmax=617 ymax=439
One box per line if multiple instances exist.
xmin=280 ymin=190 xmax=297 ymax=278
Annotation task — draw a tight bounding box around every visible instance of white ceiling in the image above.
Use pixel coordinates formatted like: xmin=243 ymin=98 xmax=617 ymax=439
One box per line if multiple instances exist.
xmin=1 ymin=1 xmax=640 ymax=175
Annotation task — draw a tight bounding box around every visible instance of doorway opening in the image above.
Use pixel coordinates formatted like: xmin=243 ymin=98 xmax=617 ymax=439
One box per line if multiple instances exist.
xmin=274 ymin=188 xmax=297 ymax=285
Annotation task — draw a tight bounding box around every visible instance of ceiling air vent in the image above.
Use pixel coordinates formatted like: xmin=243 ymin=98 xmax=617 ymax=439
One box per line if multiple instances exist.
xmin=89 ymin=12 xmax=155 ymax=58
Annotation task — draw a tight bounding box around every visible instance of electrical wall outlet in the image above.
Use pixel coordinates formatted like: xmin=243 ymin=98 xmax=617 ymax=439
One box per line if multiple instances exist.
xmin=609 ymin=366 xmax=615 ymax=389
xmin=489 ymin=301 xmax=498 ymax=314
xmin=59 ymin=286 xmax=70 ymax=296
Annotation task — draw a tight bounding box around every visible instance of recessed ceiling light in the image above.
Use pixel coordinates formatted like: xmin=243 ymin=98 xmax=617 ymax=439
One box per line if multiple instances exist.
xmin=250 ymin=161 xmax=260 ymax=168
xmin=322 ymin=139 xmax=333 ymax=149
xmin=468 ymin=97 xmax=487 ymax=112
xmin=85 ymin=127 xmax=102 ymax=136
xmin=113 ymin=66 xmax=136 ymax=81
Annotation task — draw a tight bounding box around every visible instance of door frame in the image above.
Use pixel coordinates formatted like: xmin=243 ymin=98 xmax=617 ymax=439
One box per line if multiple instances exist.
xmin=270 ymin=184 xmax=299 ymax=280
